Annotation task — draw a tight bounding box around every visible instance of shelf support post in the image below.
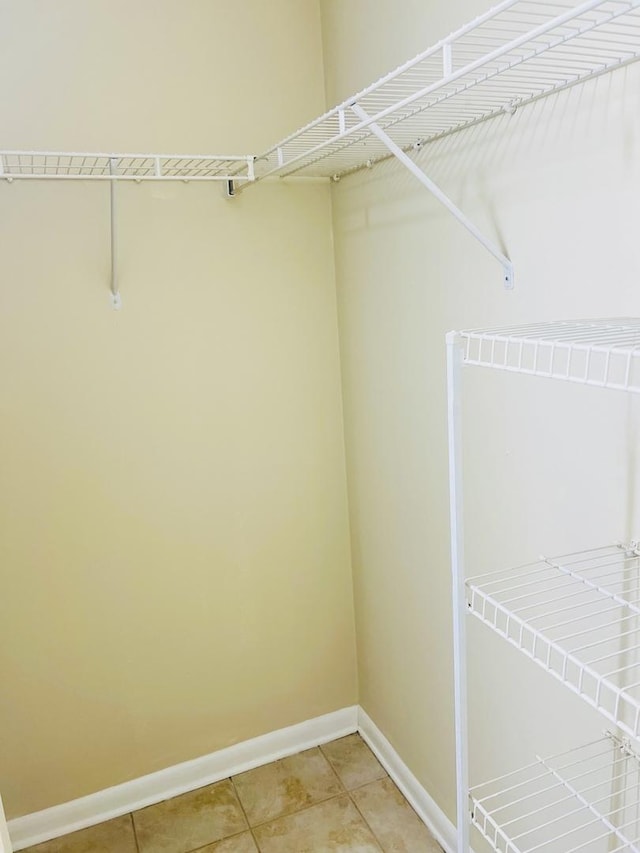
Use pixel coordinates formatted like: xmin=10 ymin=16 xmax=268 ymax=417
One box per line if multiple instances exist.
xmin=350 ymin=103 xmax=514 ymax=289
xmin=447 ymin=331 xmax=470 ymax=853
xmin=109 ymin=158 xmax=122 ymax=310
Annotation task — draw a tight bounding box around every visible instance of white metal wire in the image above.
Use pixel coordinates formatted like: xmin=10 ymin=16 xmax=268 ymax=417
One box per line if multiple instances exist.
xmin=0 ymin=152 xmax=255 ymax=182
xmin=468 ymin=542 xmax=640 ymax=740
xmin=457 ymin=319 xmax=640 ymax=393
xmin=256 ymin=0 xmax=640 ymax=180
xmin=471 ymin=734 xmax=640 ymax=852
xmin=5 ymin=3 xmax=638 ymax=185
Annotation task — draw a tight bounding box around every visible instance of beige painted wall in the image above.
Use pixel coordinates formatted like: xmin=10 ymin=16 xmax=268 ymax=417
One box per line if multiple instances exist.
xmin=0 ymin=0 xmax=357 ymax=819
xmin=321 ymin=0 xmax=640 ymax=846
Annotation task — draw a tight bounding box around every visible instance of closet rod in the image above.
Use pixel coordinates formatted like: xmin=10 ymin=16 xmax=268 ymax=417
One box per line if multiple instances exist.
xmin=109 ymin=159 xmax=122 ymax=310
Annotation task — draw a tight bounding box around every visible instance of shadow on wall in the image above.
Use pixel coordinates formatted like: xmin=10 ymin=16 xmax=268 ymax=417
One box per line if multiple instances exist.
xmin=331 ymin=61 xmax=638 ymax=244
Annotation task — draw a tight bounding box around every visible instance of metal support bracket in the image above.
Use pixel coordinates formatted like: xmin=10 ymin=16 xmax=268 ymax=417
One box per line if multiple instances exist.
xmin=109 ymin=159 xmax=122 ymax=310
xmin=350 ymin=103 xmax=514 ymax=290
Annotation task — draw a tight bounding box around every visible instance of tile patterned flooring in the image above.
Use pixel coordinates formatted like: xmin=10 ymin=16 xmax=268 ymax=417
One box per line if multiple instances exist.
xmin=24 ymin=734 xmax=443 ymax=853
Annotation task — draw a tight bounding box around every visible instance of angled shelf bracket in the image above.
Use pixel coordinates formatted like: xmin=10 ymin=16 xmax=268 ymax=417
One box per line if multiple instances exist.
xmin=350 ymin=102 xmax=514 ymax=289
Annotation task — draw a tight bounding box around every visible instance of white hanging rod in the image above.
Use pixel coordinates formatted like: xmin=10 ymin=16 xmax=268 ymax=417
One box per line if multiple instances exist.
xmin=0 ymin=151 xmax=255 ymax=182
xmin=0 ymin=151 xmax=255 ymax=308
xmin=109 ymin=159 xmax=121 ymax=310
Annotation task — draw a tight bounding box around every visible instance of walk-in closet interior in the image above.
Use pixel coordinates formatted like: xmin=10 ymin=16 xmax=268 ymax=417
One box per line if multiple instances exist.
xmin=2 ymin=1 xmax=640 ymax=852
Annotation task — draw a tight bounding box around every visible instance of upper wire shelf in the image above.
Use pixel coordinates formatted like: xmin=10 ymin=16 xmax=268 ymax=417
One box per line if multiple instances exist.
xmin=0 ymin=151 xmax=255 ymax=182
xmin=471 ymin=733 xmax=640 ymax=853
xmin=455 ymin=319 xmax=640 ymax=392
xmin=4 ymin=2 xmax=640 ymax=186
xmin=468 ymin=542 xmax=640 ymax=740
xmin=256 ymin=0 xmax=640 ymax=180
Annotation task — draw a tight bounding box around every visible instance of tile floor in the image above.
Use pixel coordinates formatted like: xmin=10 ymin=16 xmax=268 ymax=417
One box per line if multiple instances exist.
xmin=24 ymin=734 xmax=443 ymax=853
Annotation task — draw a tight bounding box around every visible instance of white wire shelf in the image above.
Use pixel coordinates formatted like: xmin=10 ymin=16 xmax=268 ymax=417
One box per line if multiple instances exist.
xmin=471 ymin=733 xmax=640 ymax=853
xmin=0 ymin=151 xmax=255 ymax=182
xmin=256 ymin=0 xmax=640 ymax=180
xmin=455 ymin=319 xmax=640 ymax=392
xmin=5 ymin=3 xmax=639 ymax=186
xmin=468 ymin=542 xmax=640 ymax=740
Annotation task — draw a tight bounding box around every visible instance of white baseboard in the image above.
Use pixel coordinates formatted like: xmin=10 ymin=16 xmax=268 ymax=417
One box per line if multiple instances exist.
xmin=357 ymin=707 xmax=467 ymax=853
xmin=8 ymin=706 xmax=358 ymax=851
xmin=9 ymin=705 xmax=471 ymax=853
xmin=0 ymin=796 xmax=12 ymax=853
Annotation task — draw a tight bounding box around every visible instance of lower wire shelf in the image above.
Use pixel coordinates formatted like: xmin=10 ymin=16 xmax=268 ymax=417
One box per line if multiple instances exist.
xmin=467 ymin=542 xmax=640 ymax=740
xmin=470 ymin=734 xmax=640 ymax=853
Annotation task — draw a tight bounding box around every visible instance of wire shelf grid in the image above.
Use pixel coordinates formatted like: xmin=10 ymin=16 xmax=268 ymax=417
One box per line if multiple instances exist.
xmin=256 ymin=0 xmax=640 ymax=180
xmin=471 ymin=734 xmax=640 ymax=852
xmin=468 ymin=542 xmax=640 ymax=740
xmin=457 ymin=319 xmax=640 ymax=392
xmin=4 ymin=3 xmax=639 ymax=185
xmin=0 ymin=152 xmax=255 ymax=182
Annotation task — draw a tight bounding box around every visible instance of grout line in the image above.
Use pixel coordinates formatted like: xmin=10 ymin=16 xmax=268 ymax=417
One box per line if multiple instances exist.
xmin=229 ymin=775 xmax=261 ymax=852
xmin=242 ymin=791 xmax=347 ymax=831
xmin=318 ymin=742 xmax=348 ymax=794
xmin=320 ymin=732 xmax=388 ymax=797
xmin=129 ymin=812 xmax=141 ymax=853
xmin=346 ymin=790 xmax=385 ymax=853
xmin=129 ymin=777 xmax=254 ymax=853
xmin=188 ymin=827 xmax=254 ymax=852
xmin=124 ymin=739 xmax=392 ymax=853
xmin=230 ymin=744 xmax=349 ymax=834
xmin=346 ymin=772 xmax=389 ymax=795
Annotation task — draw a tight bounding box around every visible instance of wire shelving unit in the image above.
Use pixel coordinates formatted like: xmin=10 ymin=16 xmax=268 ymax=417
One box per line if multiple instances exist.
xmin=447 ymin=319 xmax=640 ymax=852
xmin=471 ymin=734 xmax=640 ymax=853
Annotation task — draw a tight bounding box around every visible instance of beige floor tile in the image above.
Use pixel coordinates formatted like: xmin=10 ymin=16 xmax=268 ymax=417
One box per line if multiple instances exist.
xmin=197 ymin=830 xmax=258 ymax=852
xmin=133 ymin=779 xmax=247 ymax=853
xmin=253 ymin=795 xmax=381 ymax=853
xmin=321 ymin=735 xmax=386 ymax=791
xmin=232 ymin=747 xmax=343 ymax=825
xmin=350 ymin=778 xmax=442 ymax=852
xmin=23 ymin=815 xmax=137 ymax=853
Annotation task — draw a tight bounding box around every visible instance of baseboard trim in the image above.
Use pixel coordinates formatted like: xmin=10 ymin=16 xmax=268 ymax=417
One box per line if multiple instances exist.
xmin=10 ymin=705 xmax=471 ymax=853
xmin=8 ymin=706 xmax=358 ymax=851
xmin=357 ymin=707 xmax=464 ymax=853
xmin=0 ymin=796 xmax=12 ymax=853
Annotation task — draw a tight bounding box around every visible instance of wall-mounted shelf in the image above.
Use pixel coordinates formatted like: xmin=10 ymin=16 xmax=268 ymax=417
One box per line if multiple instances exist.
xmin=3 ymin=2 xmax=640 ymax=294
xmin=471 ymin=734 xmax=640 ymax=853
xmin=0 ymin=151 xmax=255 ymax=182
xmin=4 ymin=2 xmax=640 ymax=187
xmin=257 ymin=0 xmax=640 ymax=181
xmin=0 ymin=152 xmax=255 ymax=309
xmin=253 ymin=0 xmax=640 ymax=288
